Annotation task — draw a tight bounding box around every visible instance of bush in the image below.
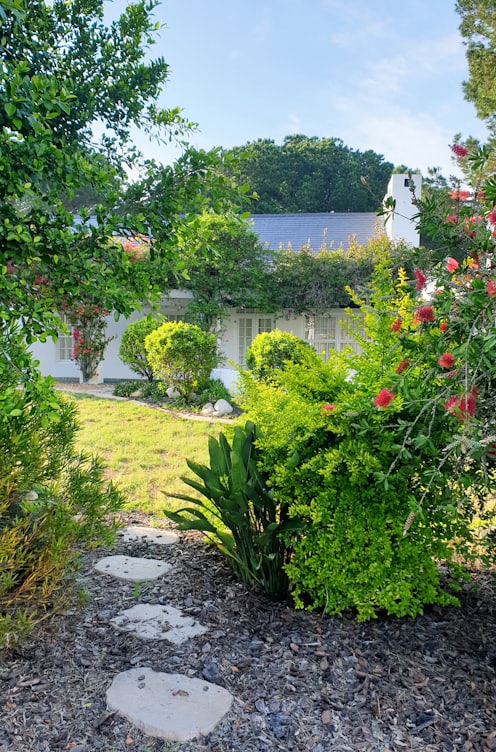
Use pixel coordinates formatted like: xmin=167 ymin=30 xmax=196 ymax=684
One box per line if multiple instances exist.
xmin=245 ymin=329 xmax=319 ymax=382
xmin=197 ymin=378 xmax=232 ymax=405
xmin=119 ymin=316 xmax=164 ymax=381
xmin=112 ymin=378 xmax=166 ymax=403
xmin=164 ymin=421 xmax=300 ymax=595
xmin=145 ymin=321 xmax=219 ymax=401
xmin=0 ymin=334 xmax=124 ymax=645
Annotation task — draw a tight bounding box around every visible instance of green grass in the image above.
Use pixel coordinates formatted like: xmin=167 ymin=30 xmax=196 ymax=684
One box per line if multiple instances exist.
xmin=63 ymin=393 xmax=236 ymax=515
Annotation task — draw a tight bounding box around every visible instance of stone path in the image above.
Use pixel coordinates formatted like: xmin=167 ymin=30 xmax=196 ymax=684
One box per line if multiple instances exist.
xmin=94 ymin=525 xmax=234 ymax=743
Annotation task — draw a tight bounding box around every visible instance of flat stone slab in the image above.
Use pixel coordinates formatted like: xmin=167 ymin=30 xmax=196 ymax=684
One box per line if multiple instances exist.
xmin=118 ymin=525 xmax=179 ymax=546
xmin=94 ymin=555 xmax=171 ymax=581
xmin=106 ymin=668 xmax=233 ymax=741
xmin=110 ymin=604 xmax=207 ymax=643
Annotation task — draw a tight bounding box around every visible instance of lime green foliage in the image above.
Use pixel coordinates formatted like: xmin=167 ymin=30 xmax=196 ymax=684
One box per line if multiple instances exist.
xmin=145 ymin=321 xmax=219 ymax=401
xmin=164 ymin=422 xmax=299 ymax=595
xmin=197 ymin=378 xmax=232 ymax=405
xmin=241 ymin=260 xmax=484 ymax=620
xmin=119 ymin=316 xmax=165 ymax=381
xmin=245 ymin=329 xmax=319 ymax=382
xmin=0 ymin=336 xmax=123 ymax=645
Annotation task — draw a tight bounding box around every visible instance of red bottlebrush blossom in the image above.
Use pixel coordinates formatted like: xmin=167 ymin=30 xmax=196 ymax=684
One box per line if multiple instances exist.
xmin=487 ymin=280 xmax=496 ymax=297
xmin=374 ymin=388 xmax=394 ymax=408
xmin=439 ymin=321 xmax=447 ymax=333
xmin=445 ymin=389 xmax=477 ymax=421
xmin=450 ymin=189 xmax=471 ymax=201
xmin=414 ymin=269 xmax=427 ymax=291
xmin=477 ymin=190 xmax=486 ymax=200
xmin=390 ymin=316 xmax=402 ymax=332
xmin=323 ymin=403 xmax=335 ymax=411
xmin=446 ymin=215 xmax=458 ymax=224
xmin=438 ymin=352 xmax=455 ymax=369
xmin=446 ymin=257 xmax=459 ymax=273
xmin=415 ymin=306 xmax=435 ymax=322
xmin=451 ymin=144 xmax=468 ymax=158
xmin=487 ymin=207 xmax=496 ymax=225
xmin=395 ymin=360 xmax=409 ymax=374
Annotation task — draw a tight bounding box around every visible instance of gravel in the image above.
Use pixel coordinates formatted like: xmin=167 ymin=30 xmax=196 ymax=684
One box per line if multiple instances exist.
xmin=1 ymin=512 xmax=496 ymax=752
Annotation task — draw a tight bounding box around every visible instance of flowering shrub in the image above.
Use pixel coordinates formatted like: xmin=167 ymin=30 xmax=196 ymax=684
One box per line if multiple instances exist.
xmin=65 ymin=303 xmax=113 ymax=382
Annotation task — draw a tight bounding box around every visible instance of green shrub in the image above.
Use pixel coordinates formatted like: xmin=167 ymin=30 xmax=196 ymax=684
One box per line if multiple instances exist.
xmin=113 ymin=379 xmax=143 ymax=397
xmin=145 ymin=321 xmax=219 ymax=401
xmin=119 ymin=315 xmax=164 ymax=381
xmin=0 ymin=334 xmax=124 ymax=645
xmin=164 ymin=421 xmax=300 ymax=595
xmin=197 ymin=378 xmax=232 ymax=405
xmin=112 ymin=378 xmax=165 ymax=402
xmin=245 ymin=329 xmax=320 ymax=382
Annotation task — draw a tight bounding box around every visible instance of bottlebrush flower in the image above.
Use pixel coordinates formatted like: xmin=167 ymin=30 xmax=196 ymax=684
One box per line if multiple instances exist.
xmin=438 ymin=352 xmax=455 ymax=369
xmin=487 ymin=280 xmax=496 ymax=297
xmin=395 ymin=360 xmax=409 ymax=374
xmin=374 ymin=388 xmax=394 ymax=408
xmin=450 ymin=189 xmax=471 ymax=201
xmin=415 ymin=306 xmax=435 ymax=322
xmin=446 ymin=257 xmax=459 ymax=273
xmin=439 ymin=321 xmax=447 ymax=333
xmin=445 ymin=389 xmax=477 ymax=420
xmin=390 ymin=317 xmax=402 ymax=332
xmin=414 ymin=269 xmax=427 ymax=291
xmin=451 ymin=144 xmax=468 ymax=158
xmin=446 ymin=215 xmax=458 ymax=224
xmin=323 ymin=403 xmax=335 ymax=411
xmin=487 ymin=207 xmax=496 ymax=225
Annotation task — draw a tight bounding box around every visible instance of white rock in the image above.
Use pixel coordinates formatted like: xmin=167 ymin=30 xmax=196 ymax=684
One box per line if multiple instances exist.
xmin=106 ymin=668 xmax=233 ymax=741
xmin=201 ymin=402 xmax=215 ymax=415
xmin=94 ymin=555 xmax=171 ymax=581
xmin=166 ymin=386 xmax=180 ymax=399
xmin=111 ymin=603 xmax=207 ymax=643
xmin=118 ymin=526 xmax=178 ymax=546
xmin=213 ymin=399 xmax=233 ymax=416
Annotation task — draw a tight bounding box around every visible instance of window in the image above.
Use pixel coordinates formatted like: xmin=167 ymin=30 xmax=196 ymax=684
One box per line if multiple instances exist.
xmin=57 ymin=314 xmax=74 ymax=361
xmin=305 ymin=313 xmax=364 ymax=359
xmin=237 ymin=316 xmax=274 ymax=367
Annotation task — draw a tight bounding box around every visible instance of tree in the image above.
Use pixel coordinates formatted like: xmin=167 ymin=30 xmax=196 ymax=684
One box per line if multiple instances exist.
xmin=221 ymin=135 xmax=394 ymax=213
xmin=456 ymin=0 xmax=496 ymax=127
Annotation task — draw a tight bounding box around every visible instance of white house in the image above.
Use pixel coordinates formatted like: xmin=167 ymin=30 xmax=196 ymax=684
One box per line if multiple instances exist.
xmin=30 ymin=174 xmax=421 ymax=388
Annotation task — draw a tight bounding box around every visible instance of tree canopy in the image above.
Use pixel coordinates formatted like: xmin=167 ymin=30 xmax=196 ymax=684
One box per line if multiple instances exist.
xmin=221 ymin=134 xmax=394 ymax=214
xmin=456 ymin=0 xmax=496 ymax=127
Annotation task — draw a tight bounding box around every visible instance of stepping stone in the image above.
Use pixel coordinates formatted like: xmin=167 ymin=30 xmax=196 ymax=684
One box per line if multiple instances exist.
xmin=118 ymin=525 xmax=178 ymax=546
xmin=94 ymin=555 xmax=171 ymax=581
xmin=110 ymin=604 xmax=207 ymax=643
xmin=106 ymin=668 xmax=233 ymax=741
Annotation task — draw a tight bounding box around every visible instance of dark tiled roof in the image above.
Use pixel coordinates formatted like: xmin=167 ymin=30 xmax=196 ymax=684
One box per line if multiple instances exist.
xmin=249 ymin=212 xmax=384 ymax=251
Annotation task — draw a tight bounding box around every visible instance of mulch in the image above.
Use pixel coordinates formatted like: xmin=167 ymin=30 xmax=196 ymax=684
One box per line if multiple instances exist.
xmin=1 ymin=511 xmax=496 ymax=752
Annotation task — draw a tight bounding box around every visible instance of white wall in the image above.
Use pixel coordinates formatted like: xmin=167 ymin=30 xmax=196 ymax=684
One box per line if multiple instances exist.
xmin=384 ymin=173 xmax=421 ymax=246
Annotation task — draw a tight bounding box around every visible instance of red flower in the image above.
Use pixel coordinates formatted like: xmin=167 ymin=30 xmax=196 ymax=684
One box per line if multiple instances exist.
xmin=374 ymin=388 xmax=394 ymax=408
xmin=390 ymin=316 xmax=402 ymax=332
xmin=487 ymin=207 xmax=496 ymax=225
xmin=395 ymin=360 xmax=408 ymax=374
xmin=445 ymin=389 xmax=477 ymax=421
xmin=438 ymin=352 xmax=455 ymax=369
xmin=446 ymin=215 xmax=458 ymax=225
xmin=439 ymin=321 xmax=447 ymax=333
xmin=415 ymin=306 xmax=435 ymax=322
xmin=451 ymin=144 xmax=468 ymax=158
xmin=450 ymin=189 xmax=471 ymax=201
xmin=414 ymin=269 xmax=427 ymax=291
xmin=323 ymin=403 xmax=335 ymax=411
xmin=446 ymin=257 xmax=459 ymax=273
xmin=487 ymin=280 xmax=496 ymax=297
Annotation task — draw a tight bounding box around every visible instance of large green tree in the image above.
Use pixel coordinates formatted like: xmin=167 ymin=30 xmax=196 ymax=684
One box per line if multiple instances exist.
xmin=456 ymin=0 xmax=496 ymax=127
xmin=221 ymin=135 xmax=394 ymax=214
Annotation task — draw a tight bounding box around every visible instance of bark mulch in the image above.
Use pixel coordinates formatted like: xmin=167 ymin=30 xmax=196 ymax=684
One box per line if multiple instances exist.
xmin=1 ymin=513 xmax=496 ymax=752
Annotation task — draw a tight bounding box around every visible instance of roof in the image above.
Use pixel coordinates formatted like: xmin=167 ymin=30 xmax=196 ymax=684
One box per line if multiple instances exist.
xmin=248 ymin=212 xmax=385 ymax=251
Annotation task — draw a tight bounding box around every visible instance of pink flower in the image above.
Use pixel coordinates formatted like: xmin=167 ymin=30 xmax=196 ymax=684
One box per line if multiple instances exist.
xmin=489 ymin=207 xmax=496 ymax=225
xmin=390 ymin=317 xmax=402 ymax=332
xmin=451 ymin=144 xmax=468 ymax=158
xmin=414 ymin=269 xmax=427 ymax=291
xmin=446 ymin=257 xmax=459 ymax=273
xmin=446 ymin=215 xmax=458 ymax=225
xmin=487 ymin=280 xmax=496 ymax=297
xmin=438 ymin=352 xmax=455 ymax=369
xmin=415 ymin=306 xmax=435 ymax=323
xmin=395 ymin=360 xmax=409 ymax=374
xmin=374 ymin=388 xmax=394 ymax=408
xmin=323 ymin=403 xmax=335 ymax=412
xmin=450 ymin=189 xmax=471 ymax=201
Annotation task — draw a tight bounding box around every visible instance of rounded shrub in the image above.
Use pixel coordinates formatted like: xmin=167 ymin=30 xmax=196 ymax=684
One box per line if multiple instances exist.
xmin=145 ymin=321 xmax=219 ymax=401
xmin=119 ymin=316 xmax=164 ymax=381
xmin=245 ymin=329 xmax=319 ymax=382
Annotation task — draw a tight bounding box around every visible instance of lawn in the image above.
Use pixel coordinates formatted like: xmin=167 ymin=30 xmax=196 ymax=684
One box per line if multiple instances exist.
xmin=64 ymin=393 xmax=236 ymax=515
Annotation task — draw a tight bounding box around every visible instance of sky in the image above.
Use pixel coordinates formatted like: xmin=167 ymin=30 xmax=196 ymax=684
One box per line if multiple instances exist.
xmin=106 ymin=0 xmax=489 ymax=179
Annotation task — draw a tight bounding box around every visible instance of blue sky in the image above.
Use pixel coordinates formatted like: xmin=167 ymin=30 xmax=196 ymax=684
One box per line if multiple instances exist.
xmin=108 ymin=0 xmax=488 ymax=179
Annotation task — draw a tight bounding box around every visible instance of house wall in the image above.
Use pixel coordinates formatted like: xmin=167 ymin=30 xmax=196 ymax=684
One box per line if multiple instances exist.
xmin=384 ymin=173 xmax=421 ymax=246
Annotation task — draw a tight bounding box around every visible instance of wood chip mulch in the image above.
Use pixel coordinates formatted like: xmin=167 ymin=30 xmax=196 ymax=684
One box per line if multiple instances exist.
xmin=1 ymin=512 xmax=496 ymax=752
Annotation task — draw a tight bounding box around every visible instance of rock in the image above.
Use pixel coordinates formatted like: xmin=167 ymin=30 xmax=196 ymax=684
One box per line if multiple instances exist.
xmin=111 ymin=603 xmax=208 ymax=643
xmin=201 ymin=402 xmax=215 ymax=415
xmin=106 ymin=668 xmax=233 ymax=741
xmin=118 ymin=526 xmax=179 ymax=546
xmin=94 ymin=555 xmax=171 ymax=582
xmin=166 ymin=386 xmax=180 ymax=399
xmin=213 ymin=399 xmax=233 ymax=416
